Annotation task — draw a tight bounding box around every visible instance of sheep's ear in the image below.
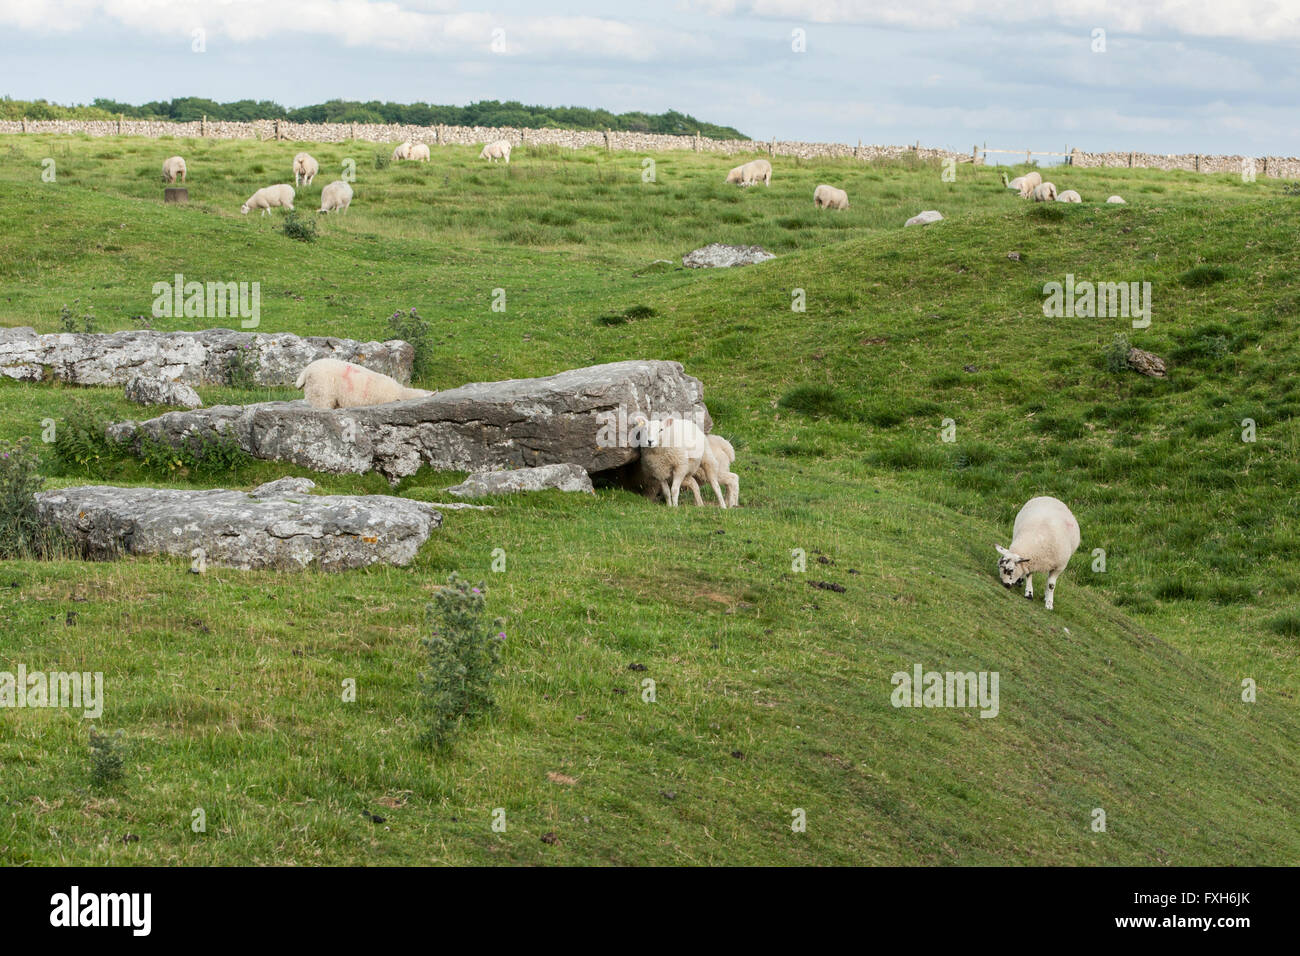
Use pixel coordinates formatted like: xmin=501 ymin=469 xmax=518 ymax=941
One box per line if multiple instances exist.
xmin=663 ymin=417 xmax=675 ymax=427
xmin=994 ymin=544 xmax=1011 ymax=557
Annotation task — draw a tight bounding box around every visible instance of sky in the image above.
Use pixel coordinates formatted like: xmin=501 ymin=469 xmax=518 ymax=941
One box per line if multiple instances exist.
xmin=1 ymin=0 xmax=1298 ymax=157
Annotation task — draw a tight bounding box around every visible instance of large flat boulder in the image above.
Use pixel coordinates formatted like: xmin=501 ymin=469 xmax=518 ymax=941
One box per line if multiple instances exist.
xmin=682 ymin=244 xmax=775 ymax=269
xmin=0 ymin=327 xmax=412 ymax=386
xmin=106 ymin=360 xmax=710 ymax=483
xmin=34 ymin=478 xmax=440 ymax=571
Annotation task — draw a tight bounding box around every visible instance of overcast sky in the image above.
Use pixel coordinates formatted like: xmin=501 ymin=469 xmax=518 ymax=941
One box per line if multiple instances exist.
xmin=1 ymin=1 xmax=1297 ymax=156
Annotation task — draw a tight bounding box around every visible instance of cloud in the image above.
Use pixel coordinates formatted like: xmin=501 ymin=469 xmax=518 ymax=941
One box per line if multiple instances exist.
xmin=0 ymin=1 xmax=715 ymax=60
xmin=686 ymin=0 xmax=1300 ymax=44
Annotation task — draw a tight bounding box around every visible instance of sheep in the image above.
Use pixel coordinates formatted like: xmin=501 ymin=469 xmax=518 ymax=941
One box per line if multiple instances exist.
xmin=995 ymin=496 xmax=1081 ymax=611
xmin=1056 ymin=189 xmax=1082 ymax=203
xmin=1031 ymin=182 xmax=1058 ymax=202
xmin=1106 ymin=195 xmax=1126 ymax=204
xmin=292 ymin=152 xmax=319 ymax=187
xmin=240 ymin=184 xmax=295 ymax=216
xmin=162 ymin=156 xmax=187 ymax=184
xmin=408 ymin=143 xmax=430 ymax=162
xmin=682 ymin=434 xmax=739 ymax=507
xmin=295 ymin=358 xmax=432 ymax=409
xmin=392 ymin=142 xmax=412 ymax=162
xmin=724 ymin=159 xmax=772 ymax=186
xmin=317 ymin=180 xmax=353 ymax=214
xmin=633 ymin=414 xmax=725 ymax=508
xmin=813 ymin=184 xmax=850 ymax=210
xmin=1005 ymin=170 xmax=1042 ymax=198
xmin=479 ymin=140 xmax=512 ymax=163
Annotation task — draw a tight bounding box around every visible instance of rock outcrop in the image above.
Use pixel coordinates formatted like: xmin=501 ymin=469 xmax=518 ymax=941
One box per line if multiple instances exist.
xmin=682 ymin=244 xmax=775 ymax=269
xmin=124 ymin=374 xmax=203 ymax=409
xmin=446 ymin=463 xmax=594 ymax=498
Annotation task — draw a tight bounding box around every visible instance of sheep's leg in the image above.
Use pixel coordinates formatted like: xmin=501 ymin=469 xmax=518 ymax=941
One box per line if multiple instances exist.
xmin=724 ymin=475 xmax=739 ymax=508
xmin=708 ymin=475 xmax=728 ymax=509
xmin=1045 ymin=571 xmax=1059 ymax=611
xmin=682 ymin=476 xmax=704 ymax=506
xmin=659 ymin=480 xmax=672 ymax=505
xmin=667 ymin=468 xmax=685 ymax=507
xmin=1023 ymin=574 xmax=1034 ymax=600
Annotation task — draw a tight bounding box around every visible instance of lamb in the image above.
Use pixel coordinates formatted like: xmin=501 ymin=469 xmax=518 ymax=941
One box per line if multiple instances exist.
xmin=682 ymin=434 xmax=739 ymax=507
xmin=724 ymin=159 xmax=772 ymax=186
xmin=240 ymin=184 xmax=295 ymax=216
xmin=294 ymin=358 xmax=432 ymax=409
xmin=1031 ymin=182 xmax=1058 ymax=202
xmin=1106 ymin=195 xmax=1126 ymax=204
xmin=479 ymin=140 xmax=512 ymax=163
xmin=995 ymin=496 xmax=1081 ymax=611
xmin=317 ymin=180 xmax=353 ymax=214
xmin=1056 ymin=189 xmax=1082 ymax=203
xmin=292 ymin=152 xmax=319 ymax=187
xmin=392 ymin=142 xmax=412 ymax=162
xmin=408 ymin=143 xmax=431 ymax=162
xmin=633 ymin=415 xmax=725 ymax=508
xmin=1005 ymin=170 xmax=1042 ymax=198
xmin=813 ymin=184 xmax=850 ymax=210
xmin=162 ymin=156 xmax=187 ymax=184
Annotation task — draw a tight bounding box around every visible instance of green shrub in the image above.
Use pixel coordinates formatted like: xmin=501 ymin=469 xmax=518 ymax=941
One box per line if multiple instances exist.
xmin=137 ymin=429 xmax=252 ymax=479
xmin=374 ymin=151 xmax=391 ymax=170
xmin=225 ymin=343 xmax=260 ymax=388
xmin=1105 ymin=333 xmax=1132 ymax=373
xmin=52 ymin=401 xmax=114 ymax=478
xmin=0 ymin=437 xmax=59 ymax=559
xmin=419 ymin=573 xmax=505 ymax=750
xmin=88 ymin=728 xmax=127 ymax=788
xmin=279 ymin=211 xmax=318 ymax=243
xmin=388 ymin=307 xmax=433 ymax=381
xmin=778 ymin=385 xmax=851 ymax=420
xmin=1027 ymin=204 xmax=1067 ymax=222
xmin=59 ymin=303 xmax=96 ymax=334
xmin=1179 ymin=265 xmax=1229 ymax=288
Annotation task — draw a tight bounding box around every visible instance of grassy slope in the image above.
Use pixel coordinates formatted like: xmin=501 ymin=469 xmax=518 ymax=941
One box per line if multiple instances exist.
xmin=0 ymin=134 xmax=1297 ymax=864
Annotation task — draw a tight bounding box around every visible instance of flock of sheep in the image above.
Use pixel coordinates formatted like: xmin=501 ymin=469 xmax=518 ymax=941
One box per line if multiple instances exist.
xmin=154 ymin=141 xmax=1086 ymax=609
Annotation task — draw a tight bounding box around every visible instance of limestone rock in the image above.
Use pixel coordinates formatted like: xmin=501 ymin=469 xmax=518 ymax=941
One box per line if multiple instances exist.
xmin=904 ymin=210 xmax=944 ymax=227
xmin=682 ymin=244 xmax=775 ymax=269
xmin=446 ymin=463 xmax=594 ymax=498
xmin=124 ymin=374 xmax=203 ymax=409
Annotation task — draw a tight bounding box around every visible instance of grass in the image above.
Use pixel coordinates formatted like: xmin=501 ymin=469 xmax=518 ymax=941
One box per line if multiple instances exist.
xmin=0 ymin=134 xmax=1298 ymax=864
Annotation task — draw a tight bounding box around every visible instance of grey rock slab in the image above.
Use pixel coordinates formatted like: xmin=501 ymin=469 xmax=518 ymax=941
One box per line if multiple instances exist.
xmin=446 ymin=463 xmax=594 ymax=498
xmin=0 ymin=327 xmax=412 ymax=386
xmin=904 ymin=210 xmax=944 ymax=227
xmin=124 ymin=374 xmax=203 ymax=409
xmin=681 ymin=244 xmax=775 ymax=268
xmin=106 ymin=359 xmax=710 ymax=484
xmin=33 ymin=479 xmax=441 ymax=571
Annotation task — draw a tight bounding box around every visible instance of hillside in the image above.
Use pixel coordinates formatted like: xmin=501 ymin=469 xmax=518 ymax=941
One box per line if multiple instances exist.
xmin=0 ymin=134 xmax=1297 ymax=864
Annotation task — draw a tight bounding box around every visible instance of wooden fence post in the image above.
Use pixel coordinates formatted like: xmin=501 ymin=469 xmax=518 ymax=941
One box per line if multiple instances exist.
xmin=695 ymin=130 xmax=701 ymax=152
xmin=603 ymin=129 xmax=611 ymax=151
xmin=21 ymin=116 xmax=27 ymax=133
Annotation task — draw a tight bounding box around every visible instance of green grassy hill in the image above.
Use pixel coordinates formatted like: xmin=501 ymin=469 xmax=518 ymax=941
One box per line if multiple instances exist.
xmin=0 ymin=134 xmax=1297 ymax=864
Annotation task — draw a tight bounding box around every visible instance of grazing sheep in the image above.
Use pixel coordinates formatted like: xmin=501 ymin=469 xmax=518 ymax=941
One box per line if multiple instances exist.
xmin=295 ymin=358 xmax=431 ymax=409
xmin=1031 ymin=182 xmax=1058 ymax=202
xmin=479 ymin=140 xmax=512 ymax=163
xmin=292 ymin=152 xmax=319 ymax=187
xmin=683 ymin=434 xmax=739 ymax=507
xmin=162 ymin=156 xmax=187 ymax=184
xmin=240 ymin=184 xmax=295 ymax=216
xmin=633 ymin=415 xmax=724 ymax=508
xmin=725 ymin=159 xmax=772 ymax=186
xmin=317 ymin=180 xmax=353 ymax=214
xmin=995 ymin=496 xmax=1081 ymax=611
xmin=1107 ymin=195 xmax=1126 ymax=204
xmin=392 ymin=142 xmax=412 ymax=162
xmin=408 ymin=143 xmax=430 ymax=162
xmin=1057 ymin=189 xmax=1082 ymax=203
xmin=1006 ymin=170 xmax=1042 ymax=198
xmin=813 ymin=184 xmax=850 ymax=210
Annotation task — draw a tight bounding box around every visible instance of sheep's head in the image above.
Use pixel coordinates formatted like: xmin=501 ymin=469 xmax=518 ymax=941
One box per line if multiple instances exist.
xmin=631 ymin=415 xmax=660 ymax=448
xmin=995 ymin=545 xmax=1030 ymax=587
xmin=240 ymin=203 xmax=251 ymax=215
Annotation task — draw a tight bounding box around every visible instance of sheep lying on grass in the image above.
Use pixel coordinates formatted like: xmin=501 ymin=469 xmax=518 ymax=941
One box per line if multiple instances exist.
xmin=293 ymin=152 xmax=319 ymax=187
xmin=408 ymin=143 xmax=431 ymax=161
xmin=813 ymin=184 xmax=850 ymax=209
xmin=1057 ymin=189 xmax=1082 ymax=203
xmin=725 ymin=159 xmax=772 ymax=186
xmin=318 ymin=180 xmax=353 ymax=214
xmin=1031 ymin=182 xmax=1058 ymax=202
xmin=480 ymin=140 xmax=512 ymax=163
xmin=162 ymin=156 xmax=187 ymax=183
xmin=295 ymin=358 xmax=432 ymax=409
xmin=682 ymin=434 xmax=739 ymax=507
xmin=241 ymin=184 xmax=295 ymax=215
xmin=995 ymin=496 xmax=1081 ymax=611
xmin=633 ymin=415 xmax=726 ymax=507
xmin=1107 ymin=195 xmax=1126 ymax=204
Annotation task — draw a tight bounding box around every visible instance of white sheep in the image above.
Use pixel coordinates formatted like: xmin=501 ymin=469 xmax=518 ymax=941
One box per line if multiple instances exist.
xmin=408 ymin=143 xmax=430 ymax=162
xmin=1031 ymin=182 xmax=1058 ymax=202
xmin=995 ymin=496 xmax=1081 ymax=611
xmin=1056 ymin=189 xmax=1082 ymax=203
xmin=293 ymin=152 xmax=319 ymax=187
xmin=317 ymin=180 xmax=353 ymax=214
xmin=479 ymin=140 xmax=512 ymax=163
xmin=162 ymin=156 xmax=187 ymax=184
xmin=295 ymin=358 xmax=432 ymax=409
xmin=1006 ymin=170 xmax=1042 ymax=198
xmin=1106 ymin=195 xmax=1126 ymax=204
xmin=682 ymin=434 xmax=739 ymax=507
xmin=813 ymin=184 xmax=850 ymax=210
xmin=240 ymin=184 xmax=295 ymax=216
xmin=633 ymin=415 xmax=724 ymax=508
xmin=725 ymin=159 xmax=772 ymax=186
xmin=392 ymin=142 xmax=412 ymax=162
